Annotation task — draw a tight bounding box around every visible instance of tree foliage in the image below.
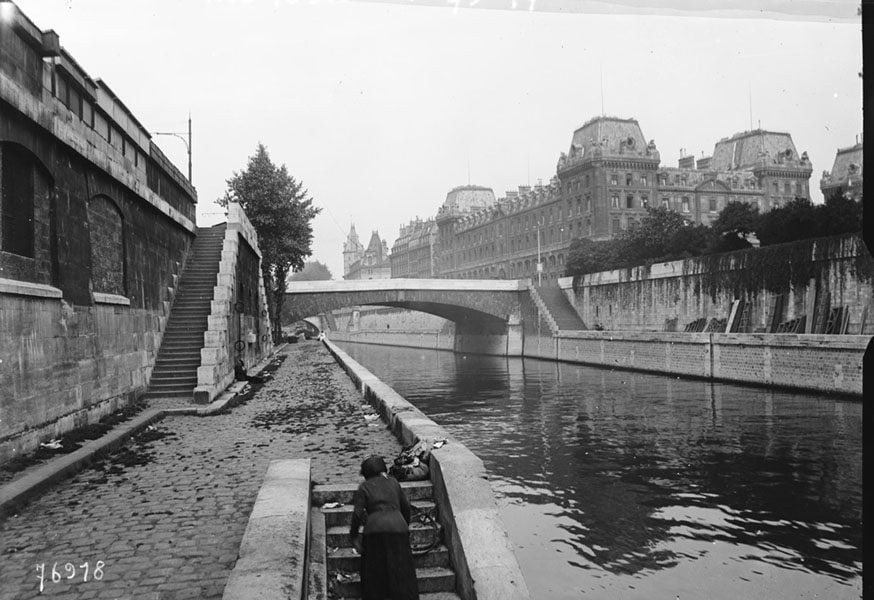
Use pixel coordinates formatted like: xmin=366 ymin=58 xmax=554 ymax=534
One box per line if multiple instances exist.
xmin=218 ymin=143 xmax=320 ymax=341
xmin=289 ymin=260 xmax=332 ymax=281
xmin=566 ymin=194 xmax=862 ymax=278
xmin=709 ymin=200 xmax=759 ymax=252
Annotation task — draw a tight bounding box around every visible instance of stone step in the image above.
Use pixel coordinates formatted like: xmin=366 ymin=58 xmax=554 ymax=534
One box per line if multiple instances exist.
xmin=326 ymin=522 xmax=439 ymax=550
xmin=322 ymin=500 xmax=436 ymax=528
xmin=327 ymin=544 xmax=450 ymax=572
xmin=158 ymin=345 xmax=203 ymax=353
xmin=154 ymin=363 xmax=200 ymax=373
xmin=151 ymin=365 xmax=198 ymax=377
xmin=166 ymin=317 xmax=209 ymax=324
xmin=149 ymin=374 xmax=197 ymax=385
xmin=159 ymin=336 xmax=204 ymax=344
xmin=313 ymin=480 xmax=433 ymax=506
xmin=142 ymin=390 xmax=191 ymax=400
xmin=168 ymin=302 xmax=211 ymax=309
xmin=331 ymin=567 xmax=455 ymax=598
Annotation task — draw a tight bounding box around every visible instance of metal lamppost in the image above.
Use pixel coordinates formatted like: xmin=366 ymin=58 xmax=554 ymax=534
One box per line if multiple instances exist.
xmin=154 ymin=114 xmax=192 ymax=184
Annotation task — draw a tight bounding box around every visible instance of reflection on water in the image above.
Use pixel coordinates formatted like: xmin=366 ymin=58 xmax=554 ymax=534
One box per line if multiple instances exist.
xmin=338 ymin=342 xmax=863 ymax=599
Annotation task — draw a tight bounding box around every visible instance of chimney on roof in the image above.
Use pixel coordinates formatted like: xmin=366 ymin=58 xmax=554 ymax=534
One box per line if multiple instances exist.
xmin=679 ymin=155 xmax=695 ymax=170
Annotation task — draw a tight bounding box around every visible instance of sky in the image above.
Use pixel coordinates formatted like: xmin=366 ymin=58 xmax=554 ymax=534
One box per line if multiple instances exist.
xmin=12 ymin=0 xmax=863 ymax=279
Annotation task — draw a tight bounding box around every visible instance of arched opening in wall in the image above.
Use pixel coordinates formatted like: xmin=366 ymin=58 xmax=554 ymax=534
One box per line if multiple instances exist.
xmin=524 ymin=259 xmax=530 ymax=273
xmin=87 ymin=195 xmax=126 ymax=296
xmin=498 ymin=268 xmax=506 ymax=279
xmin=1 ymin=141 xmax=56 ymax=285
xmin=1 ymin=142 xmax=40 ymax=258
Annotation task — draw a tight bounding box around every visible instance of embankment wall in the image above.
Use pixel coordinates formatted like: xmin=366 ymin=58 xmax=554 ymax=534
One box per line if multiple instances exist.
xmin=323 ymin=338 xmax=530 ymax=600
xmin=1 ymin=8 xmax=196 ymax=465
xmin=561 ymin=234 xmax=873 ymax=334
xmin=523 ymin=331 xmax=867 ymax=396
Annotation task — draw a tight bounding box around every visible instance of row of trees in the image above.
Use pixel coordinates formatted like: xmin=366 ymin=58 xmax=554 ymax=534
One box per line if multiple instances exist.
xmin=566 ymin=194 xmax=863 ymax=277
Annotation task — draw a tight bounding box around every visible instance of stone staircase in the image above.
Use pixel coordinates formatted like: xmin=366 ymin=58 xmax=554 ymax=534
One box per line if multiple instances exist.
xmin=530 ymin=284 xmax=587 ymax=333
xmin=144 ymin=223 xmax=227 ymax=400
xmin=309 ymin=480 xmax=460 ymax=600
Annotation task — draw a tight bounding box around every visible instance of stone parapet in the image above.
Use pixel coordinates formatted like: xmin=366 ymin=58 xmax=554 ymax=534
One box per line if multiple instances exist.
xmin=221 ymin=459 xmax=311 ymax=600
xmin=323 ymin=339 xmax=531 ymax=600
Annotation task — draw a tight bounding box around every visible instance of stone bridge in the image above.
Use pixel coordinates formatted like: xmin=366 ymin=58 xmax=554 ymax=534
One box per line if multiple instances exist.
xmin=284 ymin=279 xmax=528 ymax=354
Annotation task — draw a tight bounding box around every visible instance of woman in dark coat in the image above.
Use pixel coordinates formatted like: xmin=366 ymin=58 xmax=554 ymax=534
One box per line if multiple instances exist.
xmin=349 ymin=455 xmax=420 ymax=600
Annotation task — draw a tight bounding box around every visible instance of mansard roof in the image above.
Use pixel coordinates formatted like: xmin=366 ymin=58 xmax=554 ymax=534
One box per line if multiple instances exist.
xmin=441 ymin=185 xmax=496 ymax=215
xmin=710 ymin=129 xmax=804 ymax=171
xmin=569 ymin=116 xmax=649 ymax=158
xmin=828 ymin=142 xmax=863 ymax=183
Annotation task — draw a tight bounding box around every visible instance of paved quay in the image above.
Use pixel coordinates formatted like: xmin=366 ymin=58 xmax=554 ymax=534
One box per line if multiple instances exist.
xmin=0 ymin=342 xmax=402 ymax=600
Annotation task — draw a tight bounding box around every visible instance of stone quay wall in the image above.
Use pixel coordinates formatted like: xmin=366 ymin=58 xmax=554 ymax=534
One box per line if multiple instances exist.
xmin=561 ymin=234 xmax=873 ymax=334
xmin=0 ymin=5 xmax=196 ymax=465
xmin=323 ymin=338 xmax=531 ymax=600
xmin=523 ymin=331 xmax=867 ymax=396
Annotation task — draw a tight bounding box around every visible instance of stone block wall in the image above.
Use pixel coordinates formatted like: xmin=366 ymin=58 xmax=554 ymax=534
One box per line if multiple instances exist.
xmin=194 ymin=203 xmax=273 ymax=403
xmin=0 ymin=6 xmax=195 ymax=464
xmin=562 ymin=234 xmax=873 ymax=334
xmin=545 ymin=331 xmax=865 ymax=396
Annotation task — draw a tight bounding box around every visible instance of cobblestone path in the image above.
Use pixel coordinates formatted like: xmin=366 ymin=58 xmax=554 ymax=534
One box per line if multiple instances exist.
xmin=0 ymin=343 xmax=401 ymax=600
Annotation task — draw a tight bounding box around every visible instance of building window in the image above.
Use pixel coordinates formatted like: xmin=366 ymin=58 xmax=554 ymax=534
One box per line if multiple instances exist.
xmin=585 ymin=174 xmax=590 ymax=187
xmin=1 ymin=144 xmax=36 ymax=257
xmin=661 ymin=197 xmax=670 ymax=208
xmin=773 ymin=182 xmax=779 ymax=193
xmin=641 ymin=175 xmax=648 ymax=186
xmin=611 ymin=174 xmax=618 ymax=186
xmin=612 ymin=218 xmax=620 ymax=234
xmin=709 ymin=196 xmax=717 ymax=212
xmin=682 ymin=197 xmax=690 ymax=213
xmin=611 ymin=195 xmax=620 ymax=209
xmin=660 ymin=175 xmax=667 ymax=186
xmin=626 ymin=173 xmax=633 ymax=186
xmin=626 ymin=194 xmax=634 ymax=209
xmin=586 ymin=196 xmax=591 ymax=212
xmin=641 ymin=194 xmax=649 ymax=208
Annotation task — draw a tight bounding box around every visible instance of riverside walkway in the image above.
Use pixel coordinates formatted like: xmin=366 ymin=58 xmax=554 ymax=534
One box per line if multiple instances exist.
xmin=0 ymin=342 xmax=401 ymax=600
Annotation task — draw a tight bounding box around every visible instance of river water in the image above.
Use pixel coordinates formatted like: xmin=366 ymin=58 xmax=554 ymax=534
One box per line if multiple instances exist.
xmin=336 ymin=341 xmax=863 ymax=599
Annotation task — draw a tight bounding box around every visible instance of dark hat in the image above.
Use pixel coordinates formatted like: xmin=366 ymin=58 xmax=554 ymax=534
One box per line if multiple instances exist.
xmin=360 ymin=455 xmax=387 ymax=479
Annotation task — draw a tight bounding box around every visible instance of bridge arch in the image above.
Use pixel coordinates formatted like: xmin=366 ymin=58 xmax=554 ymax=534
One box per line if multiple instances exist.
xmin=284 ymin=279 xmax=525 ymax=336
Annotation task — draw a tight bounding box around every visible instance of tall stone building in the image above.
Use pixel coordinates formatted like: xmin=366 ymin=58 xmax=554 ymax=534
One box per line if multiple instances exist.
xmin=390 ymin=217 xmax=438 ymax=278
xmin=820 ymin=137 xmax=863 ymax=202
xmin=392 ymin=115 xmax=814 ymax=282
xmin=344 ymin=228 xmax=391 ymax=280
